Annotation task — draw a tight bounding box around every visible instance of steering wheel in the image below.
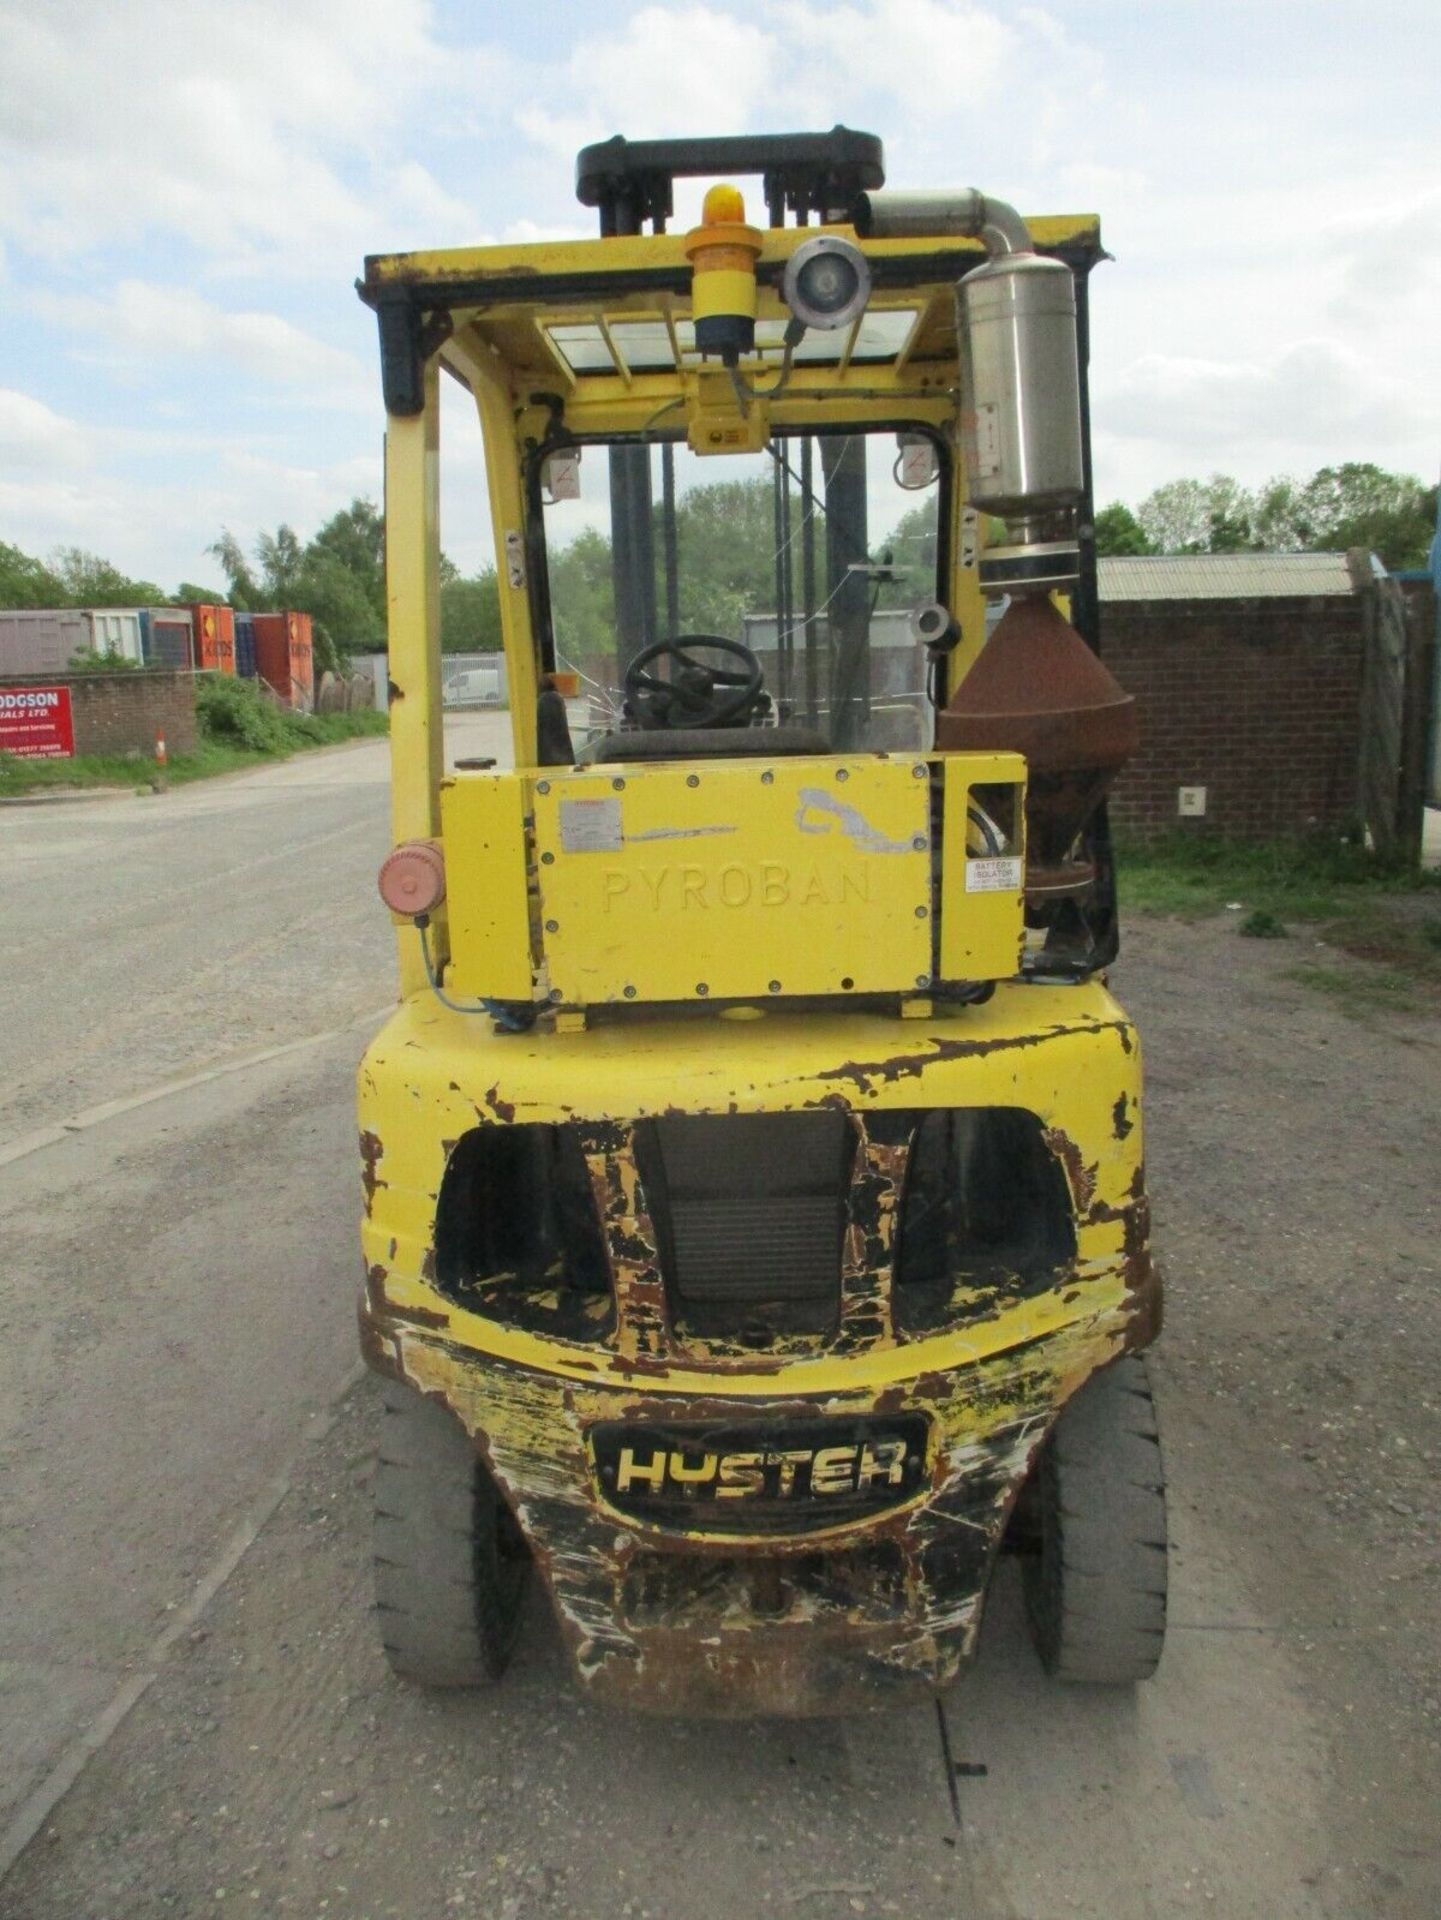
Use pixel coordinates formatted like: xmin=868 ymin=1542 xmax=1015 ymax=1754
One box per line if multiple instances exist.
xmin=623 ymin=635 xmax=765 ymax=731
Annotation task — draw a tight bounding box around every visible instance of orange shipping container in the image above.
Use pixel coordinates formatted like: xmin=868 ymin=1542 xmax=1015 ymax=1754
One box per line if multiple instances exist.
xmin=188 ymin=604 xmax=235 ymax=674
xmin=253 ymin=611 xmax=314 ymax=708
xmin=289 ymin=610 xmax=314 ymax=708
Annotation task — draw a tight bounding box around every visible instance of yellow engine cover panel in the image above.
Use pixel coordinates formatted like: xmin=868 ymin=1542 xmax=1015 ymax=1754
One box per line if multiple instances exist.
xmin=532 ymin=757 xmax=932 ymax=1005
xmin=938 ymin=751 xmax=1028 ymax=982
xmin=440 ymin=773 xmax=534 ymax=1001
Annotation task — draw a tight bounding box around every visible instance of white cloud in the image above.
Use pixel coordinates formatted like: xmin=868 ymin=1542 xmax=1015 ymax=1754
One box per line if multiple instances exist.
xmin=1092 ymin=334 xmax=1439 ymax=503
xmin=1 ymin=0 xmax=1435 ymax=581
xmin=0 ymin=0 xmax=484 ymax=270
xmin=512 ymin=0 xmax=1100 ymax=194
xmin=1100 ymin=339 xmax=1418 ymax=451
xmin=35 ymin=282 xmax=371 ymax=397
xmin=0 ymin=444 xmax=384 ymax=591
xmin=0 ymin=388 xmax=92 ymax=474
xmin=778 ymin=0 xmax=1014 ymax=122
xmin=516 ymin=5 xmax=780 ymax=159
xmin=1323 ymin=190 xmax=1441 ymax=331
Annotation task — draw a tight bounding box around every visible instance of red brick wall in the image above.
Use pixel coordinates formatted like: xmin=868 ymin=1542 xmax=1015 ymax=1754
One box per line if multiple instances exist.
xmin=1102 ymin=596 xmax=1365 ymax=840
xmin=0 ymin=671 xmax=198 ymax=757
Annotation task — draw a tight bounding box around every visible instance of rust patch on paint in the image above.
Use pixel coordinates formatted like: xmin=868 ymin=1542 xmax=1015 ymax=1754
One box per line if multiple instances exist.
xmin=1042 ymin=1126 xmax=1097 ymax=1214
xmin=578 ymin=1121 xmax=670 ymax=1365
xmin=388 ymin=1300 xmax=451 ymax=1329
xmin=356 ymin=1302 xmax=402 ymax=1379
xmin=810 ymin=1020 xmax=1134 ymax=1100
xmin=359 ymin=1129 xmax=387 ymax=1212
xmin=836 ymin=1113 xmax=910 ymax=1353
xmin=364 ymin=1261 xmax=389 ymax=1313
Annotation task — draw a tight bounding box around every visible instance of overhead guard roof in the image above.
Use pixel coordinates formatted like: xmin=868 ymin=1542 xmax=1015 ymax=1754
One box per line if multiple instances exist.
xmin=358 ymin=217 xmax=1106 ymax=318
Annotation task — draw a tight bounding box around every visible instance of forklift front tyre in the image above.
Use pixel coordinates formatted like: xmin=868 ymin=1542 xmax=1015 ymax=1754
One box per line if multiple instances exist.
xmin=1023 ymin=1354 xmax=1169 ymax=1685
xmin=373 ymin=1379 xmax=530 ymax=1687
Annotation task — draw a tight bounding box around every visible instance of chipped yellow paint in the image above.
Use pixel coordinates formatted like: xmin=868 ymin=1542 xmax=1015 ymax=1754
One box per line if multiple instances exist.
xmin=939 ymin=751 xmax=1028 ymax=978
xmin=358 ymin=977 xmax=1148 ymax=1400
xmin=368 ymin=1287 xmax=1131 ymax=1712
xmin=362 ymin=214 xmax=1102 ymax=300
xmin=531 ymin=756 xmax=932 ymax=1004
xmin=440 ymin=773 xmax=534 ymax=1001
xmin=358 ymin=196 xmax=1153 ymax=1713
xmin=438 ymin=750 xmax=1028 ymax=1010
xmin=363 ymin=211 xmax=1103 ymax=790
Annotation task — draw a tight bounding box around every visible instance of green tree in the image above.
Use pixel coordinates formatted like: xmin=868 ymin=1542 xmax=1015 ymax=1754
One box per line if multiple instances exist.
xmin=210 ymin=523 xmax=306 ymax=609
xmin=309 ymin=499 xmax=385 ymax=614
xmin=254 ymin=526 xmax=306 ymax=605
xmin=1249 ymin=478 xmax=1309 ymax=551
xmin=1127 ymin=464 xmax=1434 ymax=569
xmin=50 ymin=547 xmax=165 ymax=606
xmin=0 ymin=540 xmax=64 ymax=608
xmin=549 ymin=526 xmax=621 ymax=663
xmin=296 ymin=551 xmax=384 ymax=654
xmin=209 ymin=531 xmax=263 ymax=609
xmin=441 ymin=568 xmax=503 ymax=653
xmin=662 ymin=476 xmax=779 ymax=634
xmin=880 ymin=499 xmax=940 ymax=595
xmin=1294 ymin=464 xmax=1436 ymax=569
xmin=1205 ymin=504 xmax=1254 ymax=552
xmin=1092 ymin=503 xmax=1155 ymax=556
xmin=1137 ymin=475 xmax=1253 ymax=554
xmin=210 ymin=512 xmax=381 ymax=669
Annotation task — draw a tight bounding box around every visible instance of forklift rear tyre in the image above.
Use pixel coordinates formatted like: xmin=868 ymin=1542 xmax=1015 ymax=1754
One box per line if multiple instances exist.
xmin=1023 ymin=1354 xmax=1168 ymax=1685
xmin=373 ymin=1379 xmax=529 ymax=1687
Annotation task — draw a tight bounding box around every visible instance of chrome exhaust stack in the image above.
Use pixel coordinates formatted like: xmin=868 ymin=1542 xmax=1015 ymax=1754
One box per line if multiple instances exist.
xmin=855 ymin=189 xmax=1084 ymax=595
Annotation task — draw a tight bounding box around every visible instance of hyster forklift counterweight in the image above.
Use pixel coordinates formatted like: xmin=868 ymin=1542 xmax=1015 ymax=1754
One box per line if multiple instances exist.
xmin=357 ymin=129 xmax=1166 ymax=1716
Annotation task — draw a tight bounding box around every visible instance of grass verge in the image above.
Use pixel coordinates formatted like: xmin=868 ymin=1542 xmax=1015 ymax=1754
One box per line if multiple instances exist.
xmin=0 ymin=680 xmax=388 ymax=798
xmin=1119 ymin=830 xmax=1441 ymax=1008
xmin=1280 ymin=961 xmax=1426 ymax=1015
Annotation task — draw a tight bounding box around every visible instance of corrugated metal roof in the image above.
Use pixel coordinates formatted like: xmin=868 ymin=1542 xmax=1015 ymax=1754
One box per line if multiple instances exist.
xmin=1098 ymin=552 xmax=1360 ymax=601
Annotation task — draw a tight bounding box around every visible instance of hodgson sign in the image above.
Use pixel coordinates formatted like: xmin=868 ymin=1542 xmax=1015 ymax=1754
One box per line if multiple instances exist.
xmin=0 ymin=686 xmax=75 ymax=759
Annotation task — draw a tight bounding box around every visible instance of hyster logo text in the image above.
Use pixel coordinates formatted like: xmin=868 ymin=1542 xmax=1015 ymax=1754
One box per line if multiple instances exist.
xmin=614 ymin=1439 xmax=909 ymax=1500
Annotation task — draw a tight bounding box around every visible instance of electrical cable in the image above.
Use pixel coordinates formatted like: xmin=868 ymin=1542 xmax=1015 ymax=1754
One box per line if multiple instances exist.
xmin=749 ymin=339 xmax=797 ymax=400
xmin=416 ymin=917 xmax=532 ymax=1032
xmin=966 ymin=805 xmax=1004 ymax=856
xmin=725 ymin=361 xmax=751 ymax=419
xmin=642 ymin=396 xmax=685 ymax=432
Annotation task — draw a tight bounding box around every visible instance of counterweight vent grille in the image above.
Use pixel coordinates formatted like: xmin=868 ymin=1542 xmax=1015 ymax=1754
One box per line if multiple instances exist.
xmin=641 ymin=1113 xmax=853 ymax=1338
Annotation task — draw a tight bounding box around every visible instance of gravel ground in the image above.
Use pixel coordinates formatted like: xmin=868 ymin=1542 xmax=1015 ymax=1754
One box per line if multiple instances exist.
xmin=3 ymin=906 xmax=1439 ymax=1919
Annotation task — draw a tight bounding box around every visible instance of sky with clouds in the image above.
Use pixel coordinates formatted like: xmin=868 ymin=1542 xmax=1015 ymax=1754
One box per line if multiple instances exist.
xmin=1 ymin=0 xmax=1436 ymax=589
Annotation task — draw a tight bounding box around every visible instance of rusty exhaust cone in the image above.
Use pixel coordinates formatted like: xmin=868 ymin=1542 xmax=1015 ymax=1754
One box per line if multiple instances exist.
xmin=936 ymin=595 xmax=1137 ymax=892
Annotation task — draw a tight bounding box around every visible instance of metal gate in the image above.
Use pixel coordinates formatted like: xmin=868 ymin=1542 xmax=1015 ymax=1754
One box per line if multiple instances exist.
xmin=1353 ymin=551 xmax=1425 ymax=859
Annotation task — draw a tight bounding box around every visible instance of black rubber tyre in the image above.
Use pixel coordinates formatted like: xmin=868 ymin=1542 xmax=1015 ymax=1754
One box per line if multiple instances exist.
xmin=372 ymin=1380 xmax=529 ymax=1687
xmin=1022 ymin=1353 xmax=1168 ymax=1684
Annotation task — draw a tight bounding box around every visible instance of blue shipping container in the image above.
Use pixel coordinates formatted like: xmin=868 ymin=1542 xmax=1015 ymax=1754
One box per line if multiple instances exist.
xmin=234 ymin=612 xmax=257 ymax=678
xmin=138 ymin=608 xmax=193 ymax=670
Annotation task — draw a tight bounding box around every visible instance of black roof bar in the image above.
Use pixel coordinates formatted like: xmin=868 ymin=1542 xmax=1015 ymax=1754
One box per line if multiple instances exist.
xmin=574 ymin=127 xmax=885 ymax=235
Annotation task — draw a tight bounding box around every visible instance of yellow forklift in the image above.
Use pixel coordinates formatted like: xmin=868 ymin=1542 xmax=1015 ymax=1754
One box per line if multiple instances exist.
xmin=357 ymin=130 xmax=1165 ymax=1715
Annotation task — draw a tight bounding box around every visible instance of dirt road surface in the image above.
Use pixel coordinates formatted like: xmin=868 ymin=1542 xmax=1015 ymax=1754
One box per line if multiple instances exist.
xmin=2 ymin=737 xmax=1437 ymax=1919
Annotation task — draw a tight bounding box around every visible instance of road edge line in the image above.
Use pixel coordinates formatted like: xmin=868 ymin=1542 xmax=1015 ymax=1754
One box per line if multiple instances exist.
xmin=0 ymin=1006 xmax=395 ymax=1171
xmin=0 ymin=1362 xmax=368 ymax=1885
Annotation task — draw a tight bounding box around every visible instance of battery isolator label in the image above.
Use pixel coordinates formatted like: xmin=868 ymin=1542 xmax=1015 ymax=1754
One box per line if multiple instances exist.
xmin=965 ymin=855 xmax=1023 ymax=893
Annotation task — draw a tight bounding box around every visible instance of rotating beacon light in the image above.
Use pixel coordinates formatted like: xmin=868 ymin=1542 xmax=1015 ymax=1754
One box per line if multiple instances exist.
xmin=684 ymin=184 xmax=763 ymax=363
